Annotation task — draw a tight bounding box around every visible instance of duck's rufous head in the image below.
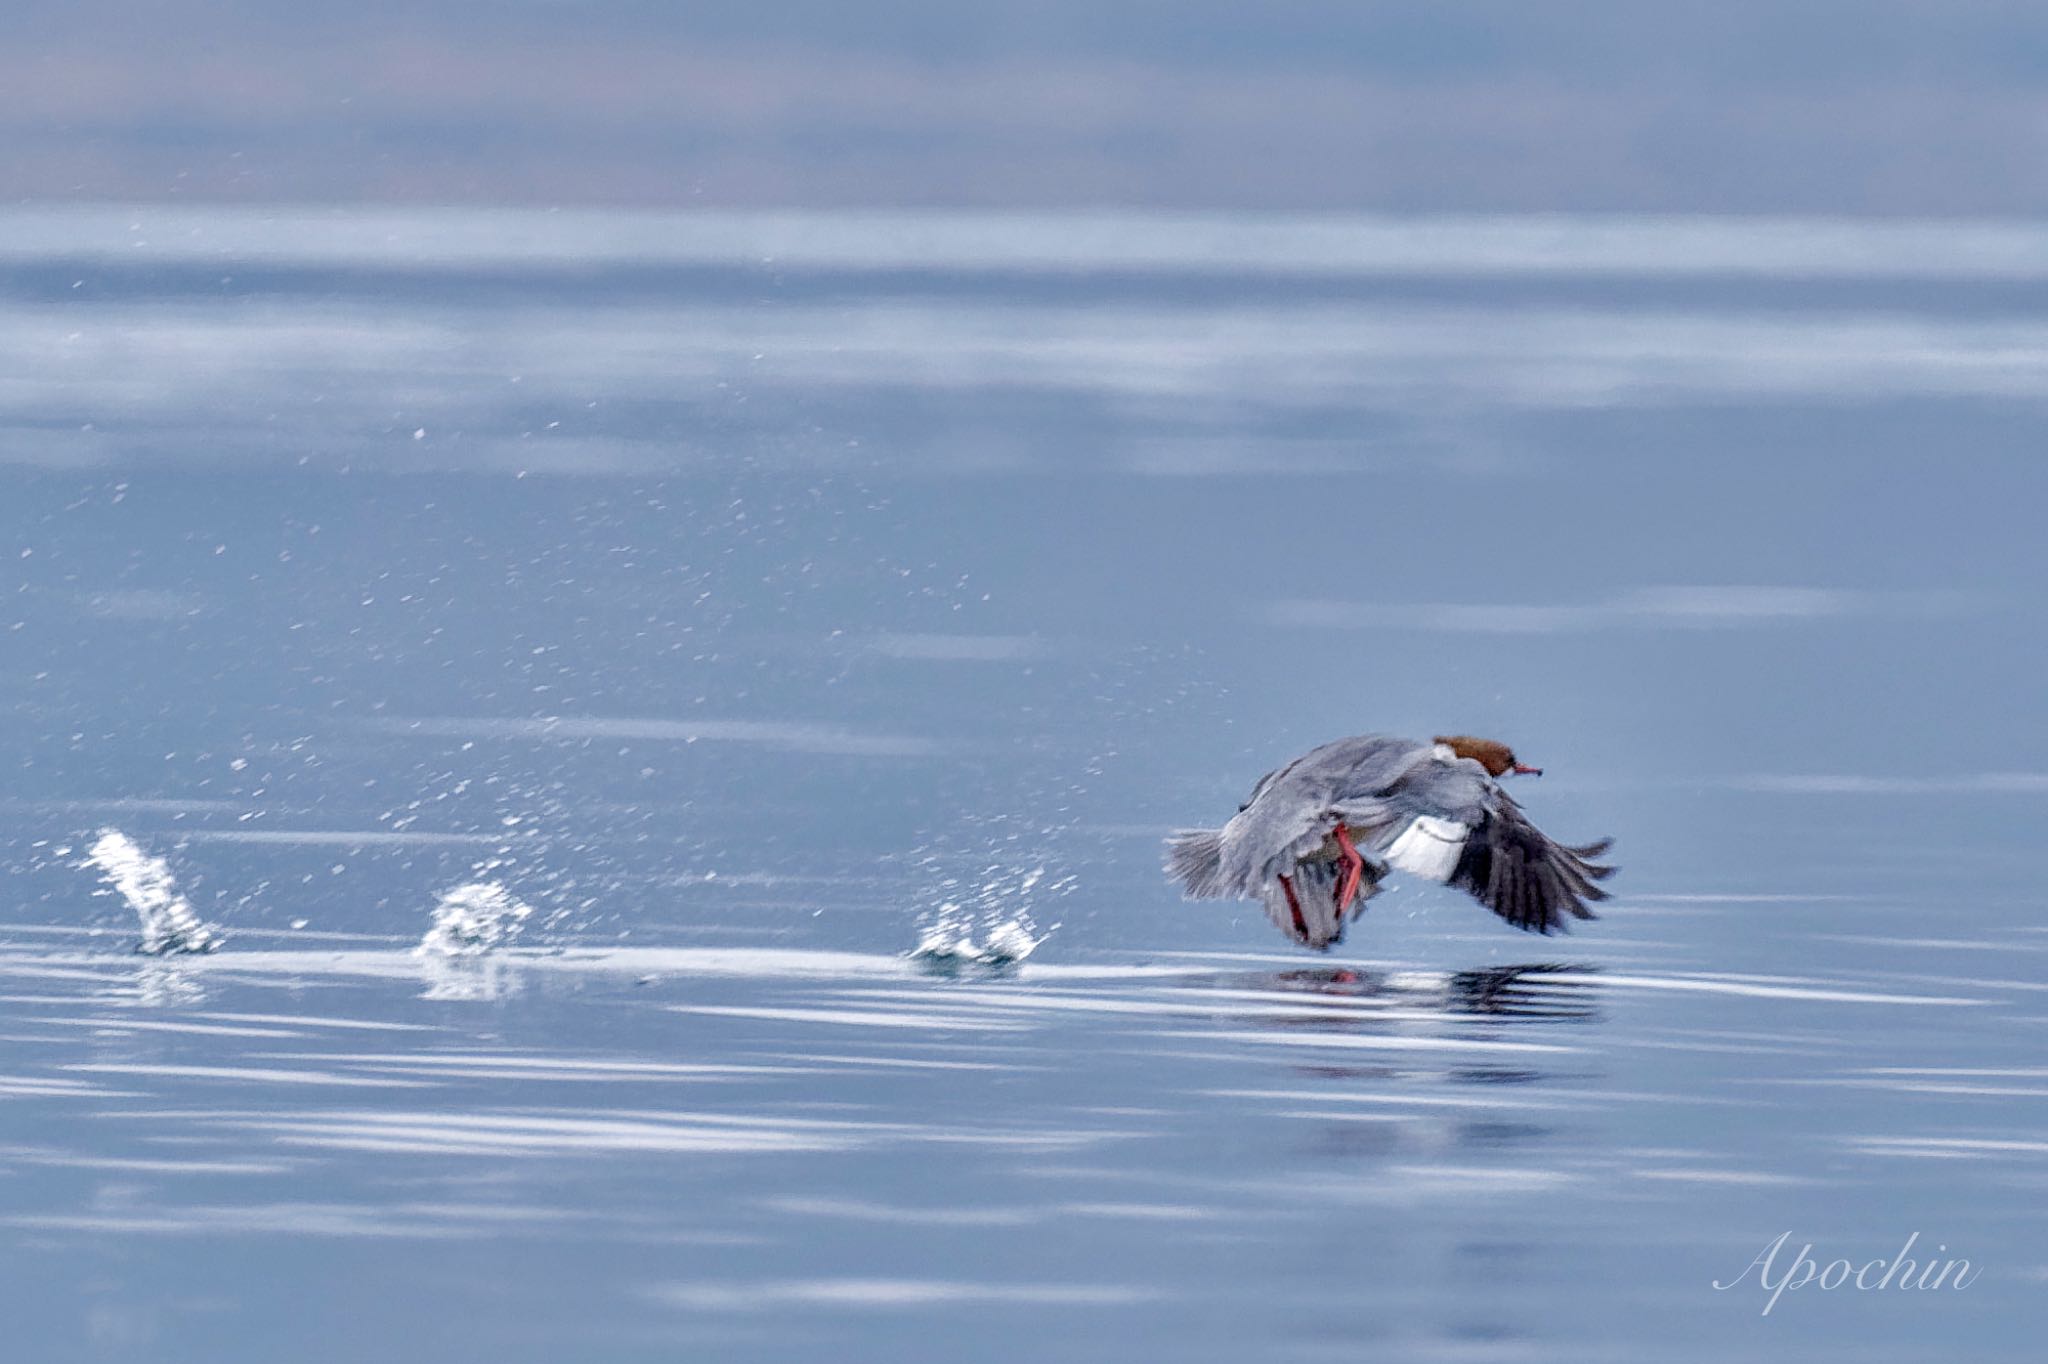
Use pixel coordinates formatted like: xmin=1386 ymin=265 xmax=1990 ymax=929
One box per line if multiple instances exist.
xmin=1435 ymin=735 xmax=1542 ymax=778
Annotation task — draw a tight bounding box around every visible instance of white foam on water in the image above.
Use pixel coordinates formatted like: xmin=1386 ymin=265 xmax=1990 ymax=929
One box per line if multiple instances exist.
xmin=83 ymin=829 xmax=222 ymax=956
xmin=414 ymin=882 xmax=533 ymax=958
xmin=909 ymin=905 xmax=1047 ymax=969
xmin=0 ymin=942 xmax=1201 ymax=990
xmin=411 ymin=881 xmax=538 ymax=1001
xmin=908 ymin=858 xmax=1067 ymax=969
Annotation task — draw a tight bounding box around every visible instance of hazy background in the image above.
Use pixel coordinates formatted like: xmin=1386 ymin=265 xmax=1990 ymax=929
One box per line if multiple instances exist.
xmin=9 ymin=0 xmax=2048 ymax=214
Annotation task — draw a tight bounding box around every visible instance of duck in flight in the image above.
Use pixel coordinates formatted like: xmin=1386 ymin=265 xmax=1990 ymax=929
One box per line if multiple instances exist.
xmin=1165 ymin=734 xmax=1615 ymax=950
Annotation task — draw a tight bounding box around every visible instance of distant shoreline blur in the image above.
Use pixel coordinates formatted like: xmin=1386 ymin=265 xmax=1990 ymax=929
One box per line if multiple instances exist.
xmin=6 ymin=1 xmax=2048 ymax=215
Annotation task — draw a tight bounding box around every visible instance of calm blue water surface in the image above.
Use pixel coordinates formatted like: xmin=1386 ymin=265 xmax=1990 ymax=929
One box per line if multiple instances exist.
xmin=3 ymin=208 xmax=2045 ymax=1361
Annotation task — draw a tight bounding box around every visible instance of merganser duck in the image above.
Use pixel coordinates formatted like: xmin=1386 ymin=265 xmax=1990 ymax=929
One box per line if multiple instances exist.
xmin=1165 ymin=734 xmax=1615 ymax=950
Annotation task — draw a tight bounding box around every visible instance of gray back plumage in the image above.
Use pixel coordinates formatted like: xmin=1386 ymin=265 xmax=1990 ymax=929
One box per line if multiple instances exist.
xmin=1217 ymin=734 xmax=1434 ymax=893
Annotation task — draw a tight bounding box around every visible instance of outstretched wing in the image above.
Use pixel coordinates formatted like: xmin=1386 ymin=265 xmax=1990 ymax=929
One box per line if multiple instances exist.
xmin=1447 ymin=792 xmax=1615 ymax=934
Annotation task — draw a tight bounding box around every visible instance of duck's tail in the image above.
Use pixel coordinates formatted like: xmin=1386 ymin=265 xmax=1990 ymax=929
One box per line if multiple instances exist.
xmin=1163 ymin=828 xmax=1230 ymax=899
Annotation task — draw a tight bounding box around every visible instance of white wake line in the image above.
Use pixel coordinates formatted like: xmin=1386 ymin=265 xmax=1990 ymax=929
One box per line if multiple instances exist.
xmin=0 ymin=944 xmax=1201 ymax=986
xmin=1146 ymin=952 xmax=1984 ymax=1005
xmin=1563 ymin=972 xmax=1984 ymax=1006
xmin=2 ymin=940 xmax=1990 ymax=1003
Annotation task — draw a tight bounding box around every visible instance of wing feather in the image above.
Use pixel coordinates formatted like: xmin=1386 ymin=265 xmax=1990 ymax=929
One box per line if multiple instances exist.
xmin=1448 ymin=793 xmax=1615 ymax=934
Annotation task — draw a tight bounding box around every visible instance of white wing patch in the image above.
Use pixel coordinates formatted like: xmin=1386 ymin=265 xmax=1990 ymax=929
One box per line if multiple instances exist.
xmin=1383 ymin=815 xmax=1469 ymax=882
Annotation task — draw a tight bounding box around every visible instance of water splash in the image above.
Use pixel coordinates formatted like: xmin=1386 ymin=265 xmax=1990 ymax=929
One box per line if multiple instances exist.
xmin=84 ymin=829 xmax=222 ymax=955
xmin=414 ymin=881 xmax=536 ymax=1001
xmin=909 ymin=887 xmax=1051 ymax=972
xmin=415 ymin=881 xmax=534 ymax=957
xmin=910 ymin=909 xmax=1045 ymax=970
xmin=905 ymin=848 xmax=1067 ymax=970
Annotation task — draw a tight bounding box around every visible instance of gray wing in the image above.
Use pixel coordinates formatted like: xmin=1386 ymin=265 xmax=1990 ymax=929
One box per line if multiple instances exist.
xmin=1380 ymin=762 xmax=1616 ymax=934
xmin=1220 ymin=735 xmax=1428 ymax=893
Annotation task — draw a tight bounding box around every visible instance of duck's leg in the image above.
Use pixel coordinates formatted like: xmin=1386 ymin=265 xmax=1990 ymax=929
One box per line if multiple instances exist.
xmin=1277 ymin=873 xmax=1308 ymax=938
xmin=1332 ymin=825 xmax=1366 ymax=912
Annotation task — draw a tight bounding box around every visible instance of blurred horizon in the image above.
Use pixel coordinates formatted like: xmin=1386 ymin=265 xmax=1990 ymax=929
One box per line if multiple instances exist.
xmin=9 ymin=0 xmax=2048 ymax=215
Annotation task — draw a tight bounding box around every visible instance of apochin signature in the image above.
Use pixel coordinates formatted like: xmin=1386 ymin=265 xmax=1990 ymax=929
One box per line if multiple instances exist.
xmin=1715 ymin=1231 xmax=1980 ymax=1315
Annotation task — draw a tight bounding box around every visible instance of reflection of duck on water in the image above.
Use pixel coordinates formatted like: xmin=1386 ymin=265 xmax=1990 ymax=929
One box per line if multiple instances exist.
xmin=1447 ymin=963 xmax=1601 ymax=1020
xmin=1225 ymin=961 xmax=1602 ymax=1025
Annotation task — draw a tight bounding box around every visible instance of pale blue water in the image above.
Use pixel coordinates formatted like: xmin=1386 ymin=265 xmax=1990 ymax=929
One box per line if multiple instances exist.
xmin=4 ymin=208 xmax=2045 ymax=1361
